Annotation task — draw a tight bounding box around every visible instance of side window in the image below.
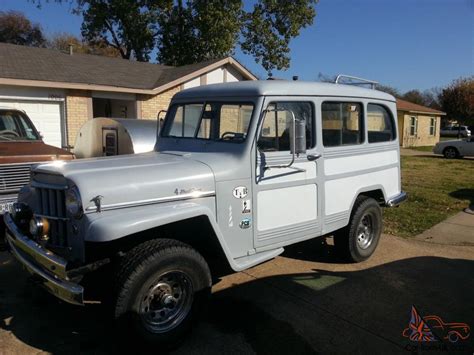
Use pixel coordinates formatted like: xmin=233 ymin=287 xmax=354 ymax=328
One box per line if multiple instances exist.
xmin=367 ymin=104 xmax=395 ymax=143
xmin=429 ymin=118 xmax=436 ymax=136
xmin=410 ymin=116 xmax=417 ymax=136
xmin=258 ymin=102 xmax=313 ymax=152
xmin=322 ymin=102 xmax=363 ymax=147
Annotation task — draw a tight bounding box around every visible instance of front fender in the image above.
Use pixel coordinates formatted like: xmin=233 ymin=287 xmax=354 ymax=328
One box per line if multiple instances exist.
xmin=83 ymin=198 xmax=236 ymax=270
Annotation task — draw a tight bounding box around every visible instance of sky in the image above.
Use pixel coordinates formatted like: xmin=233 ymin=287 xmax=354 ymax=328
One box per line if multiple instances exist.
xmin=0 ymin=0 xmax=473 ymax=92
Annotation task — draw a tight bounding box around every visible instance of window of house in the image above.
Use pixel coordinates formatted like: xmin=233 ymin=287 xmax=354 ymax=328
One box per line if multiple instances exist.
xmin=257 ymin=102 xmax=314 ymax=152
xmin=322 ymin=102 xmax=363 ymax=147
xmin=429 ymin=118 xmax=436 ymax=136
xmin=367 ymin=104 xmax=395 ymax=143
xmin=409 ymin=116 xmax=418 ymax=136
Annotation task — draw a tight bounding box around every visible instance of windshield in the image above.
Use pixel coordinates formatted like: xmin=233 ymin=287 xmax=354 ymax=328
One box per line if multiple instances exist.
xmin=162 ymin=102 xmax=254 ymax=143
xmin=0 ymin=110 xmax=41 ymax=141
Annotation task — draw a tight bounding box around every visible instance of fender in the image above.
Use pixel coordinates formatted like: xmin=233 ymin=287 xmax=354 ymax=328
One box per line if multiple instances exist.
xmin=83 ymin=198 xmax=278 ymax=271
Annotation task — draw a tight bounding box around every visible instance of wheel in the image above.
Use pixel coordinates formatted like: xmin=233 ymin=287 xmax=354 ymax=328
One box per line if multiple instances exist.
xmin=113 ymin=239 xmax=211 ymax=347
xmin=448 ymin=331 xmax=460 ymax=343
xmin=443 ymin=147 xmax=458 ymax=159
xmin=333 ymin=196 xmax=382 ymax=262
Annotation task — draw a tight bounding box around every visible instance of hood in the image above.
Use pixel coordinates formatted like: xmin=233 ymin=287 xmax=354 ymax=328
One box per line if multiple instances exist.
xmin=34 ymin=152 xmax=215 ymax=212
xmin=0 ymin=141 xmax=74 ymax=164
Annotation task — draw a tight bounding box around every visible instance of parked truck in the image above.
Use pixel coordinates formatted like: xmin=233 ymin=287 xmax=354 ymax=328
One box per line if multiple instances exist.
xmin=5 ymin=80 xmax=406 ymax=346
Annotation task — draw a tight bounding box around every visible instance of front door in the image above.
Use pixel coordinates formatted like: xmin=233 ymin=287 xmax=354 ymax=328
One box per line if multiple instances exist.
xmin=253 ymin=98 xmax=322 ymax=248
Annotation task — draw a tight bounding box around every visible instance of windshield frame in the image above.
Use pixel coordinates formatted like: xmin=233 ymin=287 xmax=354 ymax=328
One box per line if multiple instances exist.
xmin=0 ymin=109 xmax=42 ymax=142
xmin=160 ymin=101 xmax=256 ymax=144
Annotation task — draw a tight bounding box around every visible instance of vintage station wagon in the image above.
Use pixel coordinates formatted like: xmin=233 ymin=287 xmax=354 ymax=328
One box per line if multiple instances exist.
xmin=5 ymin=80 xmax=406 ymax=346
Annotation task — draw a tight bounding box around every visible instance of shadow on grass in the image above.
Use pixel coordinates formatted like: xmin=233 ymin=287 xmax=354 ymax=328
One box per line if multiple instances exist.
xmin=450 ymin=189 xmax=474 ymax=209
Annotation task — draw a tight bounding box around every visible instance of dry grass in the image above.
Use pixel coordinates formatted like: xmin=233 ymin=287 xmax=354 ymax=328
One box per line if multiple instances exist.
xmin=383 ymin=155 xmax=473 ymax=237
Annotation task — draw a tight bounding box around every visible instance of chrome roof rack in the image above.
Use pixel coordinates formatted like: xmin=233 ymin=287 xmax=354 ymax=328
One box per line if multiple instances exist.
xmin=335 ymin=74 xmax=378 ymax=89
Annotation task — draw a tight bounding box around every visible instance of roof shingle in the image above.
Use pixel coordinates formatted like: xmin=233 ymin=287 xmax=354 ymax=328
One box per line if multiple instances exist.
xmin=396 ymin=98 xmax=445 ymax=115
xmin=0 ymin=43 xmax=238 ymax=91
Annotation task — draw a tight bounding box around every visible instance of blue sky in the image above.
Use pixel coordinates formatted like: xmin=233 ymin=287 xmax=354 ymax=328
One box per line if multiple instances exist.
xmin=1 ymin=0 xmax=472 ymax=92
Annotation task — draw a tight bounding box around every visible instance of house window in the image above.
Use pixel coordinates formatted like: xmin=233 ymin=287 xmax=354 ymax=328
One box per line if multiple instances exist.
xmin=367 ymin=104 xmax=396 ymax=143
xmin=322 ymin=102 xmax=363 ymax=147
xmin=429 ymin=118 xmax=436 ymax=135
xmin=409 ymin=116 xmax=418 ymax=136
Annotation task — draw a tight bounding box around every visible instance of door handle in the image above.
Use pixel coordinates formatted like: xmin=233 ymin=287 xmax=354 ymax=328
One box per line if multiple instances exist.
xmin=307 ymin=154 xmax=322 ymax=161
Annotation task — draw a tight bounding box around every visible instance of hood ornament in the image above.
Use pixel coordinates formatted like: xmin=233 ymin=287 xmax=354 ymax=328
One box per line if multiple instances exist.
xmin=90 ymin=195 xmax=104 ymax=213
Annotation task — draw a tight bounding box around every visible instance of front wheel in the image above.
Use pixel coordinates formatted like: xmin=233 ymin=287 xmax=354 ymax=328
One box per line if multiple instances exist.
xmin=443 ymin=147 xmax=458 ymax=159
xmin=113 ymin=239 xmax=211 ymax=347
xmin=333 ymin=196 xmax=382 ymax=262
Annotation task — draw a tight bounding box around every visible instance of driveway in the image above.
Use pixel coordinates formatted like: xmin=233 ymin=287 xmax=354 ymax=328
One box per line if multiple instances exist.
xmin=1 ymin=235 xmax=473 ymax=354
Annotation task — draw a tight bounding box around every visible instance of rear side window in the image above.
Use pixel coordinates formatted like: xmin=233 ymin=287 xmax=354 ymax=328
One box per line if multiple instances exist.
xmin=322 ymin=102 xmax=363 ymax=147
xmin=367 ymin=104 xmax=396 ymax=143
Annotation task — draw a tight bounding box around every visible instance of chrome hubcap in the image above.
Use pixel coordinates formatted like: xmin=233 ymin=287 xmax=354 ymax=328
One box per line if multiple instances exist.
xmin=356 ymin=213 xmax=374 ymax=250
xmin=139 ymin=271 xmax=193 ymax=333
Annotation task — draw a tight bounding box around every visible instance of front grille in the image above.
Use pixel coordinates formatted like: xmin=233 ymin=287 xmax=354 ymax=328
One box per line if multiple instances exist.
xmin=35 ymin=186 xmax=69 ymax=248
xmin=0 ymin=163 xmax=31 ymax=194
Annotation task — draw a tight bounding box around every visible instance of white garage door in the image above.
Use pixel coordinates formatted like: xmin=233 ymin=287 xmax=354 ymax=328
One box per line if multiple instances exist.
xmin=0 ymin=100 xmax=63 ymax=148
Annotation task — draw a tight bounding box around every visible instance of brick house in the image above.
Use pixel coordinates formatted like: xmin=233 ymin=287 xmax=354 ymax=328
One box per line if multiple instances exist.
xmin=396 ymin=99 xmax=446 ymax=147
xmin=0 ymin=43 xmax=256 ymax=149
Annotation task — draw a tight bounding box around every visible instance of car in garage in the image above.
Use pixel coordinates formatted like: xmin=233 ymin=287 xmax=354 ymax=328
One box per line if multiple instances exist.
xmin=433 ymin=136 xmax=474 ymax=158
xmin=0 ymin=107 xmax=73 ymax=234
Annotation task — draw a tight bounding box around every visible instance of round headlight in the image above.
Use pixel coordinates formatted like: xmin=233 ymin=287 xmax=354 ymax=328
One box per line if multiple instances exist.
xmin=29 ymin=216 xmax=49 ymax=239
xmin=66 ymin=186 xmax=83 ymax=218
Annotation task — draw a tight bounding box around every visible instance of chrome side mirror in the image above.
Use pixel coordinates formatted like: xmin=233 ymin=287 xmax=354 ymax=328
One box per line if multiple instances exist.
xmin=291 ymin=117 xmax=307 ymax=155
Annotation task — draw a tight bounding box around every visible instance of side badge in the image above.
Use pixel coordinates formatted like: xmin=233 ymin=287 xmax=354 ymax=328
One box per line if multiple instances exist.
xmin=233 ymin=186 xmax=248 ymax=199
xmin=239 ymin=218 xmax=251 ymax=229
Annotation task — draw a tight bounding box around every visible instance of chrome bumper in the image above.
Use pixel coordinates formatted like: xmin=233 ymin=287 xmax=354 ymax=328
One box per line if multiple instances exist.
xmin=4 ymin=213 xmax=84 ymax=305
xmin=386 ymin=191 xmax=408 ymax=207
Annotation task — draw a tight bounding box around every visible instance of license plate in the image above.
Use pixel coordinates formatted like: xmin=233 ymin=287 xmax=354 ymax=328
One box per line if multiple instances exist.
xmin=0 ymin=201 xmax=14 ymax=214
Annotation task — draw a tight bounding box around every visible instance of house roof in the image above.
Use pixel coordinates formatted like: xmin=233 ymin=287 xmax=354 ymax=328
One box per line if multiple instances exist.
xmin=396 ymin=98 xmax=445 ymax=115
xmin=0 ymin=43 xmax=256 ymax=94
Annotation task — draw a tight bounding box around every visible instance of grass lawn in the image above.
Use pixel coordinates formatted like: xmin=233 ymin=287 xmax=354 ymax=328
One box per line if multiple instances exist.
xmin=409 ymin=145 xmax=435 ymax=152
xmin=383 ymin=155 xmax=473 ymax=237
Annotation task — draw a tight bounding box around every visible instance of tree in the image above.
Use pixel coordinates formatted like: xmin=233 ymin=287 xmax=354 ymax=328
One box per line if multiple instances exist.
xmin=439 ymin=76 xmax=474 ymax=125
xmin=402 ymin=90 xmax=426 ymax=106
xmin=375 ymin=84 xmax=400 ymax=98
xmin=80 ymin=0 xmax=165 ymax=61
xmin=157 ymin=0 xmax=243 ymax=66
xmin=34 ymin=0 xmax=318 ymax=73
xmin=47 ymin=32 xmax=121 ymax=57
xmin=240 ymin=0 xmax=318 ymax=75
xmin=0 ymin=11 xmax=46 ymax=47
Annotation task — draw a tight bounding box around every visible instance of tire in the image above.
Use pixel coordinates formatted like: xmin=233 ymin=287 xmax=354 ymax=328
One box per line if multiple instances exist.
xmin=333 ymin=196 xmax=382 ymax=263
xmin=443 ymin=147 xmax=458 ymax=159
xmin=113 ymin=238 xmax=211 ymax=347
xmin=448 ymin=331 xmax=460 ymax=343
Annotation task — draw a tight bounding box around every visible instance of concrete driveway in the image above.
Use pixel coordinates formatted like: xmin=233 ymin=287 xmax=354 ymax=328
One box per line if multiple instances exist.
xmin=1 ymin=235 xmax=473 ymax=354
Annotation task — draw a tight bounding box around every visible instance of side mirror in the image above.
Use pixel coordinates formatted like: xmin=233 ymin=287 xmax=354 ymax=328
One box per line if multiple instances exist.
xmin=156 ymin=110 xmax=167 ymax=136
xmin=290 ymin=118 xmax=307 ymax=155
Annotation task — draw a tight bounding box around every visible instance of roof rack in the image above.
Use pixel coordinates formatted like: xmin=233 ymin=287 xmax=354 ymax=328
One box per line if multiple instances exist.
xmin=335 ymin=74 xmax=378 ymax=89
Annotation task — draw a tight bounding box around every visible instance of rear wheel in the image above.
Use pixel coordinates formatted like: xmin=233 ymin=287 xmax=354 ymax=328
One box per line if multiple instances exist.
xmin=113 ymin=239 xmax=211 ymax=347
xmin=443 ymin=147 xmax=458 ymax=159
xmin=333 ymin=196 xmax=382 ymax=262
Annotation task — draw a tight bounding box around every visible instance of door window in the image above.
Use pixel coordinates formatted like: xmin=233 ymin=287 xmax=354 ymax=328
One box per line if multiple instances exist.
xmin=258 ymin=102 xmax=314 ymax=152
